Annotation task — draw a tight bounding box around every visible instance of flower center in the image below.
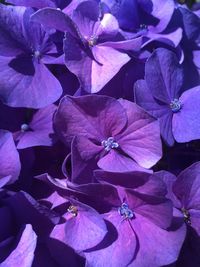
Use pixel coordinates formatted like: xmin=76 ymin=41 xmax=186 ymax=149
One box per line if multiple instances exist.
xmin=181 ymin=207 xmax=191 ymax=225
xmin=87 ymin=35 xmax=98 ymax=47
xmin=170 ymin=99 xmax=181 ymax=112
xmin=34 ymin=50 xmax=41 ymax=58
xmin=101 ymin=137 xmax=119 ymax=151
xmin=67 ymin=205 xmax=78 ymax=217
xmin=118 ymin=203 xmax=135 ymax=220
xmin=21 ymin=123 xmax=29 ymax=132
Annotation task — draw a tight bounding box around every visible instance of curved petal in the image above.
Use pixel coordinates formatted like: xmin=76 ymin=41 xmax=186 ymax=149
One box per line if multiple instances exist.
xmin=0 ymin=130 xmax=21 ymax=186
xmin=117 ymin=100 xmax=162 ymax=169
xmin=54 ymin=95 xmax=127 ymax=144
xmin=1 ymin=225 xmax=37 ymax=267
xmin=173 ymin=86 xmax=200 ymax=143
xmin=0 ymin=57 xmax=62 ymax=108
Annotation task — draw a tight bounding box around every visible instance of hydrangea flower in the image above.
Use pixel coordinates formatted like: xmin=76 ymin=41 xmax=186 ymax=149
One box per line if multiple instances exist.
xmin=0 ymin=4 xmax=63 ymax=108
xmin=135 ymin=48 xmax=200 ymax=146
xmin=103 ymin=0 xmax=182 ymax=47
xmin=159 ymin=162 xmax=200 ymax=266
xmin=31 ymin=0 xmax=142 ymax=93
xmin=54 ymin=95 xmax=162 ymax=182
xmin=37 ymin=171 xmax=186 ymax=267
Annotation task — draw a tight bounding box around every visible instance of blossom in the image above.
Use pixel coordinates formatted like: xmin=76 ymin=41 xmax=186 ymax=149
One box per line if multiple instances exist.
xmin=38 ymin=171 xmax=185 ymax=267
xmin=159 ymin=162 xmax=200 ymax=266
xmin=135 ymin=48 xmax=200 ymax=146
xmin=31 ymin=0 xmax=142 ymax=93
xmin=0 ymin=4 xmax=63 ymax=108
xmin=54 ymin=95 xmax=162 ymax=182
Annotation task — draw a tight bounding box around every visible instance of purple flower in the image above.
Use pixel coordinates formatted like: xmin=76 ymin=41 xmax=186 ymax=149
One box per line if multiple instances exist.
xmin=159 ymin=162 xmax=200 ymax=266
xmin=54 ymin=95 xmax=162 ymax=182
xmin=0 ymin=224 xmax=37 ymax=267
xmin=38 ymin=171 xmax=185 ymax=267
xmin=0 ymin=130 xmax=21 ymax=188
xmin=135 ymin=48 xmax=200 ymax=146
xmin=0 ymin=4 xmax=63 ymax=108
xmin=31 ymin=1 xmax=142 ymax=93
xmin=102 ymin=0 xmax=182 ymax=48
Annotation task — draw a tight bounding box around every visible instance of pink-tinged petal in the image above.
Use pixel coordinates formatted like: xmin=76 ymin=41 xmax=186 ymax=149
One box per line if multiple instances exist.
xmin=173 ymin=86 xmax=200 ymax=143
xmin=0 ymin=57 xmax=62 ymax=108
xmin=85 ymin=211 xmax=137 ymax=267
xmin=0 ymin=130 xmax=21 ymax=186
xmin=130 ymin=213 xmax=186 ymax=267
xmin=51 ymin=200 xmax=107 ymax=251
xmin=6 ymin=0 xmax=56 ymax=8
xmin=71 ymin=136 xmax=102 ymax=184
xmin=54 ymin=95 xmax=127 ymax=144
xmin=1 ymin=224 xmax=37 ymax=267
xmin=173 ymin=162 xmax=200 ymax=210
xmin=97 ymin=149 xmax=152 ymax=173
xmin=16 ymin=104 xmax=57 ymax=149
xmin=117 ymin=99 xmax=162 ymax=169
xmin=90 ymin=45 xmax=130 ymax=93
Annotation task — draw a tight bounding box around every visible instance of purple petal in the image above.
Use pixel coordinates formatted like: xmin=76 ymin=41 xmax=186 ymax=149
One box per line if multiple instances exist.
xmin=0 ymin=130 xmax=21 ymax=186
xmin=54 ymin=95 xmax=127 ymax=144
xmin=144 ymin=28 xmax=183 ymax=48
xmin=125 ymin=189 xmax=173 ymax=229
xmin=1 ymin=225 xmax=37 ymax=267
xmin=72 ymin=0 xmax=99 ymax=38
xmin=71 ymin=136 xmax=102 ymax=184
xmin=97 ymin=149 xmax=152 ymax=172
xmin=0 ymin=5 xmax=27 ymax=57
xmin=16 ymin=104 xmax=57 ymax=149
xmin=85 ymin=210 xmax=137 ymax=267
xmin=117 ymin=99 xmax=162 ymax=169
xmin=5 ymin=0 xmax=56 ymax=8
xmin=130 ymin=213 xmax=186 ymax=267
xmin=134 ymin=79 xmax=175 ymax=146
xmin=94 ymin=170 xmax=151 ymax=188
xmin=145 ymin=48 xmax=183 ymax=103
xmin=0 ymin=57 xmax=62 ymax=108
xmin=51 ymin=200 xmax=107 ymax=251
xmin=95 ymin=13 xmax=119 ymax=39
xmin=148 ymin=0 xmax=175 ymax=32
xmin=31 ymin=8 xmax=79 ymax=37
xmin=173 ymin=162 xmax=200 ymax=210
xmin=173 ymin=86 xmax=200 ymax=143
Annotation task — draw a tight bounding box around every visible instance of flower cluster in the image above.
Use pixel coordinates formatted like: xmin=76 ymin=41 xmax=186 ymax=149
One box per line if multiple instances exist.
xmin=0 ymin=0 xmax=200 ymax=266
